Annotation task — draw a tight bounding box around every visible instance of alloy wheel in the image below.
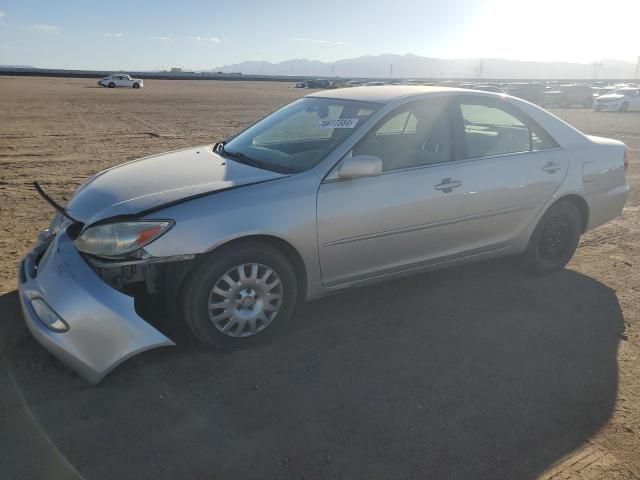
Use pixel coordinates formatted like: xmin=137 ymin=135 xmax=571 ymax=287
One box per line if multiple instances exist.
xmin=208 ymin=263 xmax=284 ymax=337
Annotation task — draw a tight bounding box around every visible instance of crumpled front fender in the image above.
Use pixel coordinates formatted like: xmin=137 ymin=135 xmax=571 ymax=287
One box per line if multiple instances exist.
xmin=18 ymin=231 xmax=174 ymax=384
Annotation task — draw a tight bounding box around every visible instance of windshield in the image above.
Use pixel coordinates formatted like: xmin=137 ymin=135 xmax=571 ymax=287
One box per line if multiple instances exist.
xmin=221 ymin=98 xmax=380 ymax=173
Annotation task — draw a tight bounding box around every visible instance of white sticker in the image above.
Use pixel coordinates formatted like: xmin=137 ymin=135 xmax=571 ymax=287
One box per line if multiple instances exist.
xmin=317 ymin=118 xmax=359 ymax=129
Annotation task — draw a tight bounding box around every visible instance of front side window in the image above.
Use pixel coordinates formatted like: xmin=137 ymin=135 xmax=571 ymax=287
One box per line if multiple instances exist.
xmin=353 ymin=98 xmax=452 ymax=171
xmin=222 ymin=98 xmax=380 ymax=173
xmin=458 ymin=99 xmax=557 ymax=158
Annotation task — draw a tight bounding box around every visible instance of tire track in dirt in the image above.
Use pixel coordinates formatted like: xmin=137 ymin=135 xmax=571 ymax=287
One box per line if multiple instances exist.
xmin=128 ymin=113 xmax=179 ymax=138
xmin=62 ymin=101 xmax=100 ymax=158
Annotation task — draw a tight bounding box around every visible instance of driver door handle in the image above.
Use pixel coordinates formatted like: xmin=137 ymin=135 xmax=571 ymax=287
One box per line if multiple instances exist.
xmin=435 ymin=178 xmax=461 ymax=193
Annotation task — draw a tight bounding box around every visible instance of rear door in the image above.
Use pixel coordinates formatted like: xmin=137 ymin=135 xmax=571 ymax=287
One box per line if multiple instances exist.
xmin=445 ymin=95 xmax=568 ymax=252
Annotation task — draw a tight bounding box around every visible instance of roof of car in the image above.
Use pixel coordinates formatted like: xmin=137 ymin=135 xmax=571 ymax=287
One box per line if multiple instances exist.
xmin=306 ymin=85 xmax=488 ymax=104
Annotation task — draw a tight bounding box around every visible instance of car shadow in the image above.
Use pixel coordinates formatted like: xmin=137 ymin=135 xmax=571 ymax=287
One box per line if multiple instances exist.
xmin=0 ymin=260 xmax=623 ymax=479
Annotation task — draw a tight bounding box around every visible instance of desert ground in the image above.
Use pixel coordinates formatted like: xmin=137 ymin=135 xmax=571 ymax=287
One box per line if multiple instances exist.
xmin=1 ymin=76 xmax=639 ymax=479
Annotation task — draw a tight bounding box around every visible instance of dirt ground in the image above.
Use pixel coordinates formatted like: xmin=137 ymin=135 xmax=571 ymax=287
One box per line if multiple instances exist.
xmin=1 ymin=76 xmax=639 ymax=479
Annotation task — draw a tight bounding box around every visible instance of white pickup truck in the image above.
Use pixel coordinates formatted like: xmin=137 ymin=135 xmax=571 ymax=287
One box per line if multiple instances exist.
xmin=98 ymin=74 xmax=144 ymax=89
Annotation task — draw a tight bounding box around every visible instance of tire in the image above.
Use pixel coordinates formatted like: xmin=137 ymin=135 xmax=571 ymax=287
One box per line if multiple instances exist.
xmin=620 ymin=102 xmax=629 ymax=112
xmin=522 ymin=201 xmax=582 ymax=275
xmin=108 ymin=82 xmax=115 ymax=88
xmin=133 ymin=83 xmax=140 ymax=89
xmin=181 ymin=241 xmax=299 ymax=349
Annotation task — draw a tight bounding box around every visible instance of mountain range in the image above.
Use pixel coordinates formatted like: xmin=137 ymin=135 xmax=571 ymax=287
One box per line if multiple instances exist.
xmin=214 ymin=53 xmax=638 ymax=79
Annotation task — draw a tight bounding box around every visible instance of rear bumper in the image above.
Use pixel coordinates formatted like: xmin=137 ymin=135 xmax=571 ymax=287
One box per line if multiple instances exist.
xmin=585 ymin=183 xmax=629 ymax=231
xmin=17 ymin=231 xmax=174 ymax=384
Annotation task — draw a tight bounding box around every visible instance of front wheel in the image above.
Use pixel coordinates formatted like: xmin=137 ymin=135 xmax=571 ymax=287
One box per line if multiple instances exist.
xmin=133 ymin=83 xmax=140 ymax=89
xmin=181 ymin=241 xmax=299 ymax=349
xmin=108 ymin=82 xmax=115 ymax=88
xmin=620 ymin=102 xmax=629 ymax=112
xmin=522 ymin=201 xmax=582 ymax=275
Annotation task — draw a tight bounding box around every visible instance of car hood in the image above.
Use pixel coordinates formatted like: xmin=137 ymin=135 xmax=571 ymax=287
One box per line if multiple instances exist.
xmin=66 ymin=146 xmax=286 ymax=225
xmin=597 ymin=94 xmax=625 ymax=101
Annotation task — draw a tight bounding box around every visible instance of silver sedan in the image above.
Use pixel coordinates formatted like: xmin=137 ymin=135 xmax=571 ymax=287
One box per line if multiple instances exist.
xmin=19 ymin=86 xmax=629 ymax=383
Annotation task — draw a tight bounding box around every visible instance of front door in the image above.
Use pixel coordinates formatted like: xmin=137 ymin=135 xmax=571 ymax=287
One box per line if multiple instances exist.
xmin=317 ymin=97 xmax=468 ymax=287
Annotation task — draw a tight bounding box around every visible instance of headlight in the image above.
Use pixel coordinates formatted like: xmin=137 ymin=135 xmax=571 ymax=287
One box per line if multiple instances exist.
xmin=75 ymin=220 xmax=173 ymax=258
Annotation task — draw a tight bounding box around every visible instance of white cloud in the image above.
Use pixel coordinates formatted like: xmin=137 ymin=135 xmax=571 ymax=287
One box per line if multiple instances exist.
xmin=291 ymin=37 xmax=346 ymax=46
xmin=102 ymin=32 xmax=124 ymax=38
xmin=149 ymin=35 xmax=221 ymax=43
xmin=187 ymin=36 xmax=221 ymax=43
xmin=32 ymin=24 xmax=61 ymax=35
xmin=0 ymin=11 xmax=5 ymax=18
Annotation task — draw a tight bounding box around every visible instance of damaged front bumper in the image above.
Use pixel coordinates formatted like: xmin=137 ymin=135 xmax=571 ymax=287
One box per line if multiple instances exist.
xmin=17 ymin=229 xmax=175 ymax=384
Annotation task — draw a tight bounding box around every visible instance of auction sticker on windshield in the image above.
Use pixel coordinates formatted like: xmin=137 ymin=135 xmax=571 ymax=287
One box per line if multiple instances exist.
xmin=318 ymin=118 xmax=359 ymax=129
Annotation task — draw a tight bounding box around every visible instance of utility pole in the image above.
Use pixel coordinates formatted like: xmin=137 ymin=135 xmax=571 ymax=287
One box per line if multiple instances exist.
xmin=475 ymin=59 xmax=484 ymax=78
xmin=593 ymin=61 xmax=603 ymax=79
xmin=389 ymin=63 xmax=393 ymax=79
xmin=635 ymin=56 xmax=640 ymax=80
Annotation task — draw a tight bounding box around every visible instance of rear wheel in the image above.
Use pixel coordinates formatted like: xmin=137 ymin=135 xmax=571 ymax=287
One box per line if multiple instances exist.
xmin=133 ymin=83 xmax=140 ymax=89
xmin=181 ymin=241 xmax=299 ymax=349
xmin=522 ymin=201 xmax=582 ymax=275
xmin=108 ymin=82 xmax=115 ymax=88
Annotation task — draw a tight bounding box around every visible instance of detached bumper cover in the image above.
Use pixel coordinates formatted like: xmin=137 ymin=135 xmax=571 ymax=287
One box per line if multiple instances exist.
xmin=18 ymin=231 xmax=174 ymax=384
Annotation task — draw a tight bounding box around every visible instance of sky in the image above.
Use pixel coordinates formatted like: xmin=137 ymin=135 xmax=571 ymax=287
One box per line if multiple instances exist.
xmin=0 ymin=0 xmax=638 ymax=70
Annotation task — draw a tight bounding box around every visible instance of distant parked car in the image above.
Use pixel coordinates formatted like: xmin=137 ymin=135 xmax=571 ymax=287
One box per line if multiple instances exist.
xmin=542 ymin=85 xmax=593 ymax=108
xmin=503 ymin=82 xmax=544 ymax=105
xmin=594 ymin=87 xmax=640 ymax=111
xmin=301 ymin=79 xmax=331 ymax=89
xmin=20 ymin=86 xmax=629 ymax=383
xmin=98 ymin=74 xmax=144 ymax=89
xmin=328 ymin=80 xmax=350 ymax=89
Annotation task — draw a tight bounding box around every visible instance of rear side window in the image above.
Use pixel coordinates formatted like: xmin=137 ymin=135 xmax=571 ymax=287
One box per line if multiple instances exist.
xmin=458 ymin=99 xmax=557 ymax=159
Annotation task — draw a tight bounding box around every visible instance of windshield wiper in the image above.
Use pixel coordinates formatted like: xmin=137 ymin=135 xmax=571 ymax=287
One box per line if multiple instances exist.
xmin=216 ymin=144 xmax=269 ymax=170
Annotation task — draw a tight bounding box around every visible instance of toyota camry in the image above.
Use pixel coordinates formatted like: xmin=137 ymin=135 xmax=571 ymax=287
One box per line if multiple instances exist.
xmin=19 ymin=86 xmax=629 ymax=383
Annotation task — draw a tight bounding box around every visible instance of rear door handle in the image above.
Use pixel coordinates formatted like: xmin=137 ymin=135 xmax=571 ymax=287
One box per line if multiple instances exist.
xmin=542 ymin=161 xmax=561 ymax=174
xmin=435 ymin=178 xmax=461 ymax=193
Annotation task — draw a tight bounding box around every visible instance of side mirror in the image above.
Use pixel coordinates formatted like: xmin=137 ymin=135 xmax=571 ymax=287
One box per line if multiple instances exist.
xmin=336 ymin=155 xmax=383 ymax=179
